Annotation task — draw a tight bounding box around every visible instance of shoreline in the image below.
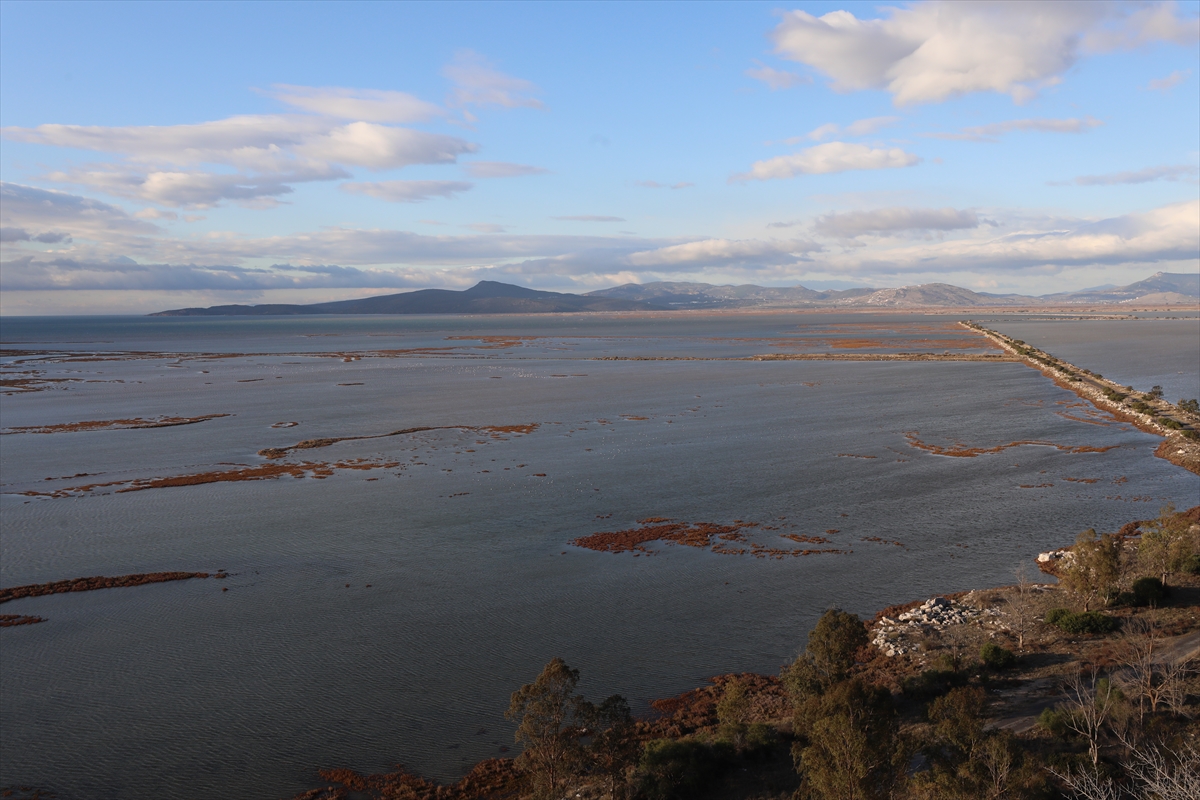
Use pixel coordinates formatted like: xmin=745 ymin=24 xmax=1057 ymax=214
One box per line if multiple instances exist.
xmin=287 ymin=507 xmax=1200 ymax=800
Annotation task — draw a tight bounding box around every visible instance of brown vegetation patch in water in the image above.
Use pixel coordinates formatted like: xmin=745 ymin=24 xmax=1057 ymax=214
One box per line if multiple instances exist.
xmin=904 ymin=432 xmax=1118 ymax=458
xmin=573 ymin=520 xmax=848 ymax=560
xmin=290 ymin=757 xmax=525 ymax=800
xmin=259 ymin=425 xmax=501 ymax=458
xmin=2 ymin=414 xmax=229 ymax=435
xmin=0 ymin=571 xmax=213 ymax=604
xmin=828 ymin=337 xmax=998 ymax=351
xmin=782 ymin=533 xmax=833 ymax=545
xmin=0 ymin=614 xmax=46 ymax=627
xmin=480 ymin=424 xmax=539 ymax=435
xmin=26 ymin=459 xmax=401 ymax=498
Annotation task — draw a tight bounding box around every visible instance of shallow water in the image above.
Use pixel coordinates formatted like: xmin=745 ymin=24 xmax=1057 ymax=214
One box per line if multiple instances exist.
xmin=1 ymin=312 xmax=1196 ymax=799
xmin=984 ymin=317 xmax=1200 ymax=404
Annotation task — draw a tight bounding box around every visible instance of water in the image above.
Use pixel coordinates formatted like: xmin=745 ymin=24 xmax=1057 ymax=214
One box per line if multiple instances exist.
xmin=983 ymin=316 xmax=1200 ymax=404
xmin=2 ymin=312 xmax=1196 ymax=799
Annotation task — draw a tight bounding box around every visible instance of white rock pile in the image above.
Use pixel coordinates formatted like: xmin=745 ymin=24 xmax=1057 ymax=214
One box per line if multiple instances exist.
xmin=871 ymin=596 xmax=992 ymax=657
xmin=1037 ymin=549 xmax=1073 ymax=566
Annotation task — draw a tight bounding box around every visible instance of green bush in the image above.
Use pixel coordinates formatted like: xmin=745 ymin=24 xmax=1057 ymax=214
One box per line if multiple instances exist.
xmin=1183 ymin=553 xmax=1200 ymax=576
xmin=1045 ymin=609 xmax=1119 ymax=635
xmin=1182 ymin=430 xmax=1200 ymax=441
xmin=1179 ymin=398 xmax=1199 ymax=414
xmin=1037 ymin=707 xmax=1070 ymax=737
xmin=1161 ymin=418 xmax=1183 ymax=430
xmin=979 ymin=642 xmax=1017 ymax=670
xmin=1132 ymin=577 xmax=1167 ymax=606
xmin=1044 ymin=608 xmax=1072 ymax=626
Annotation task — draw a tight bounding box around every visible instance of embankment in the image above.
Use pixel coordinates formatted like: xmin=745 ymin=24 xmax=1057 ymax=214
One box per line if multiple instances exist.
xmin=964 ymin=322 xmax=1200 ymax=475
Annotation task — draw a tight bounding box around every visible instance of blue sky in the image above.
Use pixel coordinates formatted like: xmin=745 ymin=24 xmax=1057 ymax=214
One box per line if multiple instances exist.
xmin=1 ymin=0 xmax=1197 ymax=313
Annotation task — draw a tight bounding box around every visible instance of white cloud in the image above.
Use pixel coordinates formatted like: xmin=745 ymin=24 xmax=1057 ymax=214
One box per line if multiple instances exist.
xmin=3 ymin=115 xmax=476 ymax=207
xmin=744 ymin=61 xmax=811 ymax=90
xmin=6 ymin=184 xmax=1193 ymax=295
xmin=732 ymin=142 xmax=920 ymax=182
xmin=443 ymin=50 xmax=543 ymax=111
xmin=552 ymin=215 xmax=625 ymax=222
xmin=627 ymin=238 xmax=819 ymax=268
xmin=297 ymin=122 xmax=475 ymax=169
xmin=340 ymin=180 xmax=473 ymax=203
xmin=463 ymin=161 xmax=549 ymax=178
xmin=1053 ymin=164 xmax=1199 ymax=186
xmin=464 ymin=223 xmax=509 ymax=233
xmin=1 ymin=182 xmax=159 ymax=239
xmin=806 ymin=116 xmax=901 ymax=141
xmin=771 ymin=1 xmax=1199 ymax=106
xmin=134 ymin=208 xmax=179 ymax=220
xmin=1147 ymin=68 xmax=1190 ymax=90
xmin=925 ymin=116 xmax=1103 ymax=142
xmin=814 ymin=207 xmax=980 ymax=237
xmin=268 ymin=84 xmax=443 ymax=122
xmin=824 ymin=200 xmax=1200 ymax=274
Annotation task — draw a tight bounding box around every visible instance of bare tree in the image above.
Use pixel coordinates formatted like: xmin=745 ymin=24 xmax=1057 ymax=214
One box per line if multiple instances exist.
xmin=1047 ymin=764 xmax=1123 ymax=800
xmin=1116 ymin=617 xmax=1195 ymax=724
xmin=1117 ymin=616 xmax=1163 ymax=723
xmin=1124 ymin=740 xmax=1200 ymax=800
xmin=1006 ymin=563 xmax=1040 ymax=652
xmin=1059 ymin=665 xmax=1121 ymax=768
xmin=1161 ymin=660 xmax=1194 ymax=719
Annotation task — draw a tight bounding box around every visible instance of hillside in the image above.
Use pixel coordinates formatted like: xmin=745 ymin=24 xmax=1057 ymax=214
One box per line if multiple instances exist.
xmin=149 ymin=272 xmax=1199 ymax=316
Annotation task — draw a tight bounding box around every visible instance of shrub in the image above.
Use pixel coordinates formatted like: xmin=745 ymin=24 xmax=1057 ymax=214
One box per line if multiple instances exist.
xmin=1161 ymin=418 xmax=1183 ymax=430
xmin=1131 ymin=576 xmax=1167 ymax=607
xmin=1037 ymin=707 xmax=1070 ymax=737
xmin=1044 ymin=608 xmax=1072 ymax=626
xmin=980 ymin=642 xmax=1017 ymax=670
xmin=1182 ymin=430 xmax=1199 ymax=441
xmin=1045 ymin=610 xmax=1119 ymax=635
xmin=639 ymin=738 xmax=732 ymax=800
xmin=1179 ymin=398 xmax=1199 ymax=414
xmin=1183 ymin=553 xmax=1200 ymax=576
xmin=902 ymin=668 xmax=968 ymax=699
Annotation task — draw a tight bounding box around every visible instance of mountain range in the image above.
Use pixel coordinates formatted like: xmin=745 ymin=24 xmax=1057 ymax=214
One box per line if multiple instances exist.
xmin=150 ymin=272 xmax=1198 ymax=316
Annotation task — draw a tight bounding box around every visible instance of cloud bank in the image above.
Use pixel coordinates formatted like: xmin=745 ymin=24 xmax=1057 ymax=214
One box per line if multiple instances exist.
xmin=771 ymin=1 xmax=1199 ymax=106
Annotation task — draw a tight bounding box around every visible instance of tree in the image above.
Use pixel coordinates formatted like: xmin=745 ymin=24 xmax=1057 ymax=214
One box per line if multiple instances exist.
xmin=793 ymin=678 xmax=907 ymax=800
xmin=1005 ymin=563 xmax=1040 ymax=652
xmin=1057 ymin=666 xmax=1124 ymax=768
xmin=1139 ymin=505 xmax=1194 ymax=585
xmin=784 ymin=608 xmax=869 ymax=699
xmin=505 ymin=657 xmax=585 ymax=799
xmin=715 ymin=678 xmax=752 ymax=750
xmin=917 ymin=686 xmax=1042 ymax=800
xmin=578 ymin=694 xmax=640 ymax=800
xmin=1061 ymin=529 xmax=1121 ymax=611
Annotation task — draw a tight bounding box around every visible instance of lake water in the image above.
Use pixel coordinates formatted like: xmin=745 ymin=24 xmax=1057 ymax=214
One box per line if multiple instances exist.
xmin=2 ymin=312 xmax=1196 ymax=799
xmin=984 ymin=316 xmax=1200 ymax=404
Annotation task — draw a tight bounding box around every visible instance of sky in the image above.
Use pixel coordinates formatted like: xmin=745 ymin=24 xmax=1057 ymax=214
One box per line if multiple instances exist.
xmin=1 ymin=0 xmax=1198 ymax=314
